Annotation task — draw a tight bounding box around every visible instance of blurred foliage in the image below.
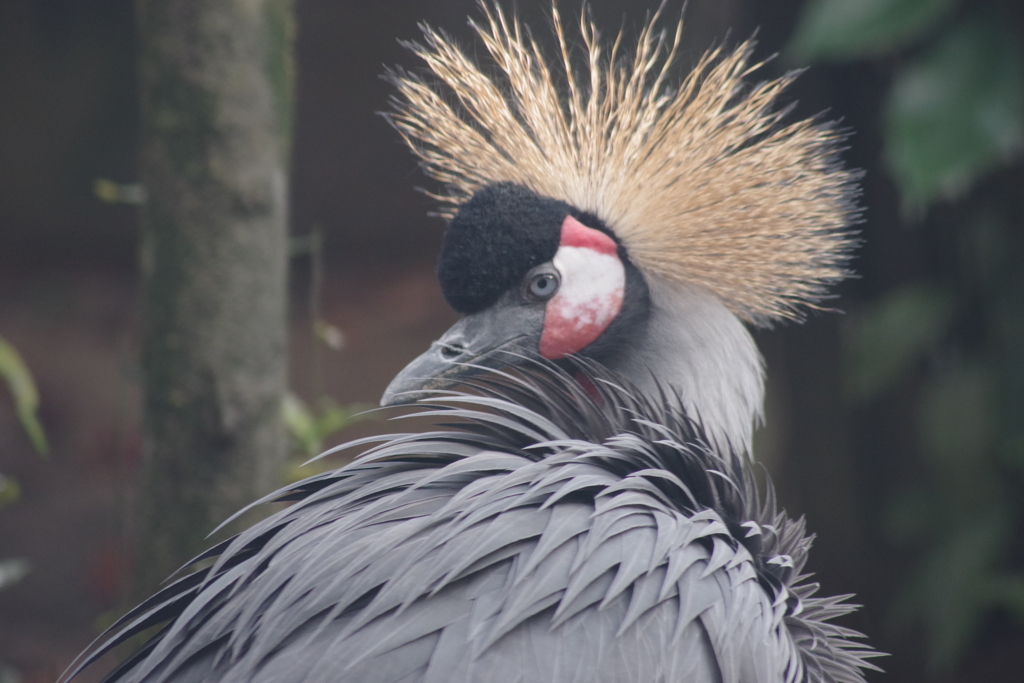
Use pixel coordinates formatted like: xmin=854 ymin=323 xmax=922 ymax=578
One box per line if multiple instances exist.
xmin=0 ymin=335 xmax=46 ymax=590
xmin=0 ymin=336 xmax=47 ymax=683
xmin=282 ymin=226 xmax=372 ymax=477
xmin=282 ymin=392 xmax=371 ymax=466
xmin=792 ymin=0 xmax=1024 ymax=674
xmin=846 ymin=285 xmax=954 ymax=399
xmin=789 ymin=0 xmax=956 ymax=62
xmin=884 ymin=16 xmax=1024 ymax=209
xmin=93 ymin=178 xmax=147 ymax=206
xmin=0 ymin=473 xmax=20 ymax=508
xmin=0 ymin=335 xmax=48 ymax=455
xmin=0 ymin=334 xmax=43 ymax=601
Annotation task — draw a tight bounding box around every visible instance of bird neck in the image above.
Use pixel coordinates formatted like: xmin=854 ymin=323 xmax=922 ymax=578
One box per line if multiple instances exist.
xmin=609 ymin=278 xmax=765 ymax=456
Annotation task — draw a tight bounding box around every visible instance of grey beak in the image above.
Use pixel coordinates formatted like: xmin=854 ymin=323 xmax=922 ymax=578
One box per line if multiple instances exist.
xmin=381 ymin=302 xmax=544 ymax=406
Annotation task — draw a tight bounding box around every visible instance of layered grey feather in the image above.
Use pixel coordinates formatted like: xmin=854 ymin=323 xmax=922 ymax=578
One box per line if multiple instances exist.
xmin=68 ymin=364 xmax=880 ymax=683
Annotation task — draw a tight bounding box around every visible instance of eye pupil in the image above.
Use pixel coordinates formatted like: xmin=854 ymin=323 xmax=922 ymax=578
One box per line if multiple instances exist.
xmin=527 ymin=271 xmax=559 ymax=300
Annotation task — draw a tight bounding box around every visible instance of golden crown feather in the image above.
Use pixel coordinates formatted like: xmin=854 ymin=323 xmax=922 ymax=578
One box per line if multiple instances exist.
xmin=387 ymin=1 xmax=859 ymax=323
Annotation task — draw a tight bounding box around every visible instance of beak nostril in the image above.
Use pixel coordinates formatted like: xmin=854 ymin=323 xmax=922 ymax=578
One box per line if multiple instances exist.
xmin=440 ymin=344 xmax=465 ymax=360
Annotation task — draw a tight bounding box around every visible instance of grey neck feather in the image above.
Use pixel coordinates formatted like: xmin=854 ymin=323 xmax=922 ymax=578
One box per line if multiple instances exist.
xmin=610 ymin=277 xmax=765 ymax=456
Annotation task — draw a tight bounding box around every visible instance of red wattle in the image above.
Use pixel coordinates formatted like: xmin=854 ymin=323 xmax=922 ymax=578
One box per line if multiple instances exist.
xmin=540 ymin=293 xmax=622 ymax=359
xmin=559 ymin=215 xmax=618 ymax=255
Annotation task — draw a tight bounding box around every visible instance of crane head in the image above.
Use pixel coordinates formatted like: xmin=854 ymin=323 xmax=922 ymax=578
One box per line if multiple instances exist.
xmin=381 ymin=2 xmax=860 ymax=451
xmin=382 ymin=182 xmax=651 ymax=406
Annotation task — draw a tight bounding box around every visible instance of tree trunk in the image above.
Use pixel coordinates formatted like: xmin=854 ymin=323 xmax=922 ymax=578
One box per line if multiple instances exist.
xmin=135 ymin=0 xmax=293 ymax=599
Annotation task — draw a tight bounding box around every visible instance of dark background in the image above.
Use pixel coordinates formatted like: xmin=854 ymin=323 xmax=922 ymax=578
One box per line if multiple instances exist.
xmin=1 ymin=1 xmax=1022 ymax=681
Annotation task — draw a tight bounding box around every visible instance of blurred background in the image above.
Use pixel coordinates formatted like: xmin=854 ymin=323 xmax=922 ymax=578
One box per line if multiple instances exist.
xmin=1 ymin=0 xmax=1022 ymax=681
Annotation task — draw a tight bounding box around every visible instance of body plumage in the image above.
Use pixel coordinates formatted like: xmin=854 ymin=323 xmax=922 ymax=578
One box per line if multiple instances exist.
xmin=71 ymin=367 xmax=877 ymax=683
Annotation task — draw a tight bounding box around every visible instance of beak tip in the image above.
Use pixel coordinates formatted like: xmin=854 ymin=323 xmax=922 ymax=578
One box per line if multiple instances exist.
xmin=379 ymin=386 xmax=405 ymax=408
xmin=380 ymin=379 xmax=426 ymax=408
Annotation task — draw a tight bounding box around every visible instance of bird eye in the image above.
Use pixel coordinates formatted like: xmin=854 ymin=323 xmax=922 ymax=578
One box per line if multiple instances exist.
xmin=525 ymin=269 xmax=560 ymax=301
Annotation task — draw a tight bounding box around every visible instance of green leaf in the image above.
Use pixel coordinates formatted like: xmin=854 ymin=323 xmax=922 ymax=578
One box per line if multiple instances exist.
xmin=846 ymin=284 xmax=955 ymax=399
xmin=0 ymin=335 xmax=48 ymax=455
xmin=282 ymin=392 xmax=371 ymax=460
xmin=788 ymin=0 xmax=955 ymax=62
xmin=885 ymin=15 xmax=1024 ymax=209
xmin=282 ymin=392 xmax=320 ymax=458
xmin=313 ymin=397 xmax=369 ymax=443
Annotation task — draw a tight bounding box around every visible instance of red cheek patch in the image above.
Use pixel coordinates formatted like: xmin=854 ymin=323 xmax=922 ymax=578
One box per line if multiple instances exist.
xmin=539 ymin=217 xmax=626 ymax=360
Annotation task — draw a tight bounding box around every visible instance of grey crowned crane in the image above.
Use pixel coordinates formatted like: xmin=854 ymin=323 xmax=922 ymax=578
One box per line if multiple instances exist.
xmin=66 ymin=4 xmax=879 ymax=683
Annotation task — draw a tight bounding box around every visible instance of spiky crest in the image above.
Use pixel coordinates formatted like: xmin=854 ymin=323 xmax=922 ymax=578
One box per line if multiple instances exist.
xmin=388 ymin=1 xmax=859 ymax=322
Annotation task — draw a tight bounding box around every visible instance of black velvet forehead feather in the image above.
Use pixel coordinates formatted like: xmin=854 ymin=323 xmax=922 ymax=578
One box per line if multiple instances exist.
xmin=438 ymin=183 xmax=564 ymax=314
xmin=438 ymin=182 xmax=617 ymax=314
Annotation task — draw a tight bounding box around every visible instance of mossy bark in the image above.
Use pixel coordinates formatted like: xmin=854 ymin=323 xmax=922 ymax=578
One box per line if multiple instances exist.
xmin=135 ymin=0 xmax=293 ymax=599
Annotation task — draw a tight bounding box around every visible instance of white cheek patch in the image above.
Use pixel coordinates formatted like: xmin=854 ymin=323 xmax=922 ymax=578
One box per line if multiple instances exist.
xmin=539 ymin=245 xmax=626 ymax=359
